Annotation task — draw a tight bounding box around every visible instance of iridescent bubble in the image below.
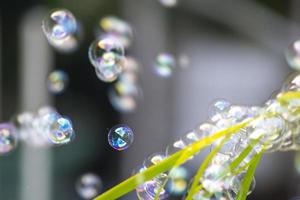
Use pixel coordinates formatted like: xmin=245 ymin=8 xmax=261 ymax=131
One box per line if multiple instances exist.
xmin=47 ymin=70 xmax=69 ymax=94
xmin=0 ymin=123 xmax=18 ymax=155
xmin=88 ymin=37 xmax=125 ymax=82
xmin=76 ymin=173 xmax=102 ymax=199
xmin=42 ymin=9 xmax=79 ymax=52
xmin=136 ymin=180 xmax=169 ymax=200
xmin=99 ymin=16 xmax=133 ymax=49
xmin=154 ymin=53 xmax=176 ymax=78
xmin=159 ymin=0 xmax=178 ymax=8
xmin=46 ymin=114 xmax=75 ymax=145
xmin=285 ymin=40 xmax=300 ymax=71
xmin=108 ymin=124 xmax=134 ymax=150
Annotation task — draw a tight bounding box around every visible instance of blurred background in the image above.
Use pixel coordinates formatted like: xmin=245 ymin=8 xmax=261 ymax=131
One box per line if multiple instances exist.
xmin=1 ymin=0 xmax=300 ymax=199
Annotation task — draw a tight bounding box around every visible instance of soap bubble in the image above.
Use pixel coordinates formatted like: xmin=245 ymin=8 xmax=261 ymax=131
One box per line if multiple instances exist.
xmin=154 ymin=53 xmax=176 ymax=78
xmin=0 ymin=123 xmax=18 ymax=155
xmin=88 ymin=37 xmax=125 ymax=82
xmin=285 ymin=40 xmax=300 ymax=70
xmin=159 ymin=0 xmax=178 ymax=7
xmin=136 ymin=180 xmax=169 ymax=200
xmin=98 ymin=16 xmax=133 ymax=49
xmin=42 ymin=9 xmax=79 ymax=52
xmin=167 ymin=166 xmax=189 ymax=196
xmin=47 ymin=70 xmax=69 ymax=94
xmin=108 ymin=89 xmax=138 ymax=113
xmin=108 ymin=124 xmax=134 ymax=150
xmin=76 ymin=173 xmax=102 ymax=199
xmin=46 ymin=114 xmax=75 ymax=145
xmin=208 ymin=99 xmax=231 ymax=122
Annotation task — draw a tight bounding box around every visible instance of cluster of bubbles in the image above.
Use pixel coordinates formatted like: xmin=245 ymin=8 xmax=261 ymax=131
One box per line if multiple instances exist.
xmin=15 ymin=107 xmax=74 ymax=147
xmin=0 ymin=106 xmax=75 ymax=155
xmin=108 ymin=57 xmax=141 ymax=113
xmin=134 ymin=72 xmax=300 ymax=199
xmin=108 ymin=124 xmax=134 ymax=151
xmin=76 ymin=173 xmax=103 ymax=199
xmin=47 ymin=70 xmax=69 ymax=94
xmin=42 ymin=9 xmax=80 ymax=53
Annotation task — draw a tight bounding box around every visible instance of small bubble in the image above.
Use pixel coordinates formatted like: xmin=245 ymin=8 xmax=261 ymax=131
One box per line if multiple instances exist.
xmin=108 ymin=124 xmax=134 ymax=150
xmin=76 ymin=173 xmax=102 ymax=199
xmin=285 ymin=40 xmax=300 ymax=71
xmin=159 ymin=0 xmax=178 ymax=7
xmin=154 ymin=53 xmax=176 ymax=78
xmin=89 ymin=37 xmax=125 ymax=82
xmin=0 ymin=123 xmax=18 ymax=155
xmin=47 ymin=70 xmax=69 ymax=94
xmin=98 ymin=16 xmax=133 ymax=49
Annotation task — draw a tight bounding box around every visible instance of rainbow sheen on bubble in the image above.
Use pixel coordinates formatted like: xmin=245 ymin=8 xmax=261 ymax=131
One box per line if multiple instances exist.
xmin=47 ymin=70 xmax=69 ymax=94
xmin=46 ymin=114 xmax=75 ymax=145
xmin=99 ymin=16 xmax=133 ymax=49
xmin=154 ymin=53 xmax=176 ymax=78
xmin=285 ymin=40 xmax=300 ymax=71
xmin=42 ymin=9 xmax=79 ymax=52
xmin=108 ymin=124 xmax=134 ymax=150
xmin=89 ymin=37 xmax=125 ymax=82
xmin=76 ymin=173 xmax=102 ymax=199
xmin=0 ymin=123 xmax=18 ymax=155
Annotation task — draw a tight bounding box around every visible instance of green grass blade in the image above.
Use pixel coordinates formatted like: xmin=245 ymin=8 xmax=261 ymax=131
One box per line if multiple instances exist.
xmin=236 ymin=150 xmax=264 ymax=200
xmin=186 ymin=135 xmax=231 ymax=200
xmin=94 ymin=120 xmax=251 ymax=200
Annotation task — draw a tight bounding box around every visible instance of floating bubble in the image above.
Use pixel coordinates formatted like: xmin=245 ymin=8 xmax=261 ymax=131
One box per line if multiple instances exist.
xmin=89 ymin=38 xmax=125 ymax=82
xmin=46 ymin=114 xmax=75 ymax=145
xmin=42 ymin=9 xmax=79 ymax=52
xmin=167 ymin=178 xmax=187 ymax=196
xmin=76 ymin=173 xmax=102 ymax=199
xmin=159 ymin=0 xmax=178 ymax=7
xmin=108 ymin=124 xmax=134 ymax=150
xmin=0 ymin=123 xmax=18 ymax=155
xmin=47 ymin=70 xmax=69 ymax=94
xmin=154 ymin=53 xmax=176 ymax=78
xmin=285 ymin=40 xmax=300 ymax=71
xmin=99 ymin=16 xmax=133 ymax=49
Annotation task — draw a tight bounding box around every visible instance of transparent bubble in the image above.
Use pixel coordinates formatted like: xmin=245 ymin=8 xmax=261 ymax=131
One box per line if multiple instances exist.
xmin=108 ymin=124 xmax=134 ymax=150
xmin=167 ymin=178 xmax=187 ymax=196
xmin=136 ymin=180 xmax=169 ymax=200
xmin=0 ymin=123 xmax=18 ymax=155
xmin=89 ymin=37 xmax=125 ymax=82
xmin=46 ymin=114 xmax=75 ymax=145
xmin=230 ymin=173 xmax=256 ymax=195
xmin=99 ymin=16 xmax=133 ymax=49
xmin=42 ymin=9 xmax=79 ymax=52
xmin=285 ymin=40 xmax=300 ymax=71
xmin=158 ymin=0 xmax=178 ymax=7
xmin=154 ymin=53 xmax=176 ymax=78
xmin=208 ymin=99 xmax=231 ymax=122
xmin=47 ymin=70 xmax=69 ymax=94
xmin=76 ymin=173 xmax=102 ymax=199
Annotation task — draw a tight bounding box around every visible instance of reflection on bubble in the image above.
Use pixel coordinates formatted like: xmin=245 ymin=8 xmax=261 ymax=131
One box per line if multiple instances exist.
xmin=154 ymin=53 xmax=176 ymax=78
xmin=46 ymin=114 xmax=75 ymax=145
xmin=167 ymin=166 xmax=189 ymax=196
xmin=42 ymin=9 xmax=79 ymax=52
xmin=47 ymin=70 xmax=69 ymax=94
xmin=159 ymin=0 xmax=178 ymax=7
xmin=89 ymin=38 xmax=125 ymax=82
xmin=76 ymin=173 xmax=102 ymax=199
xmin=99 ymin=16 xmax=133 ymax=49
xmin=0 ymin=123 xmax=18 ymax=155
xmin=285 ymin=40 xmax=300 ymax=71
xmin=136 ymin=180 xmax=169 ymax=200
xmin=108 ymin=124 xmax=134 ymax=150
